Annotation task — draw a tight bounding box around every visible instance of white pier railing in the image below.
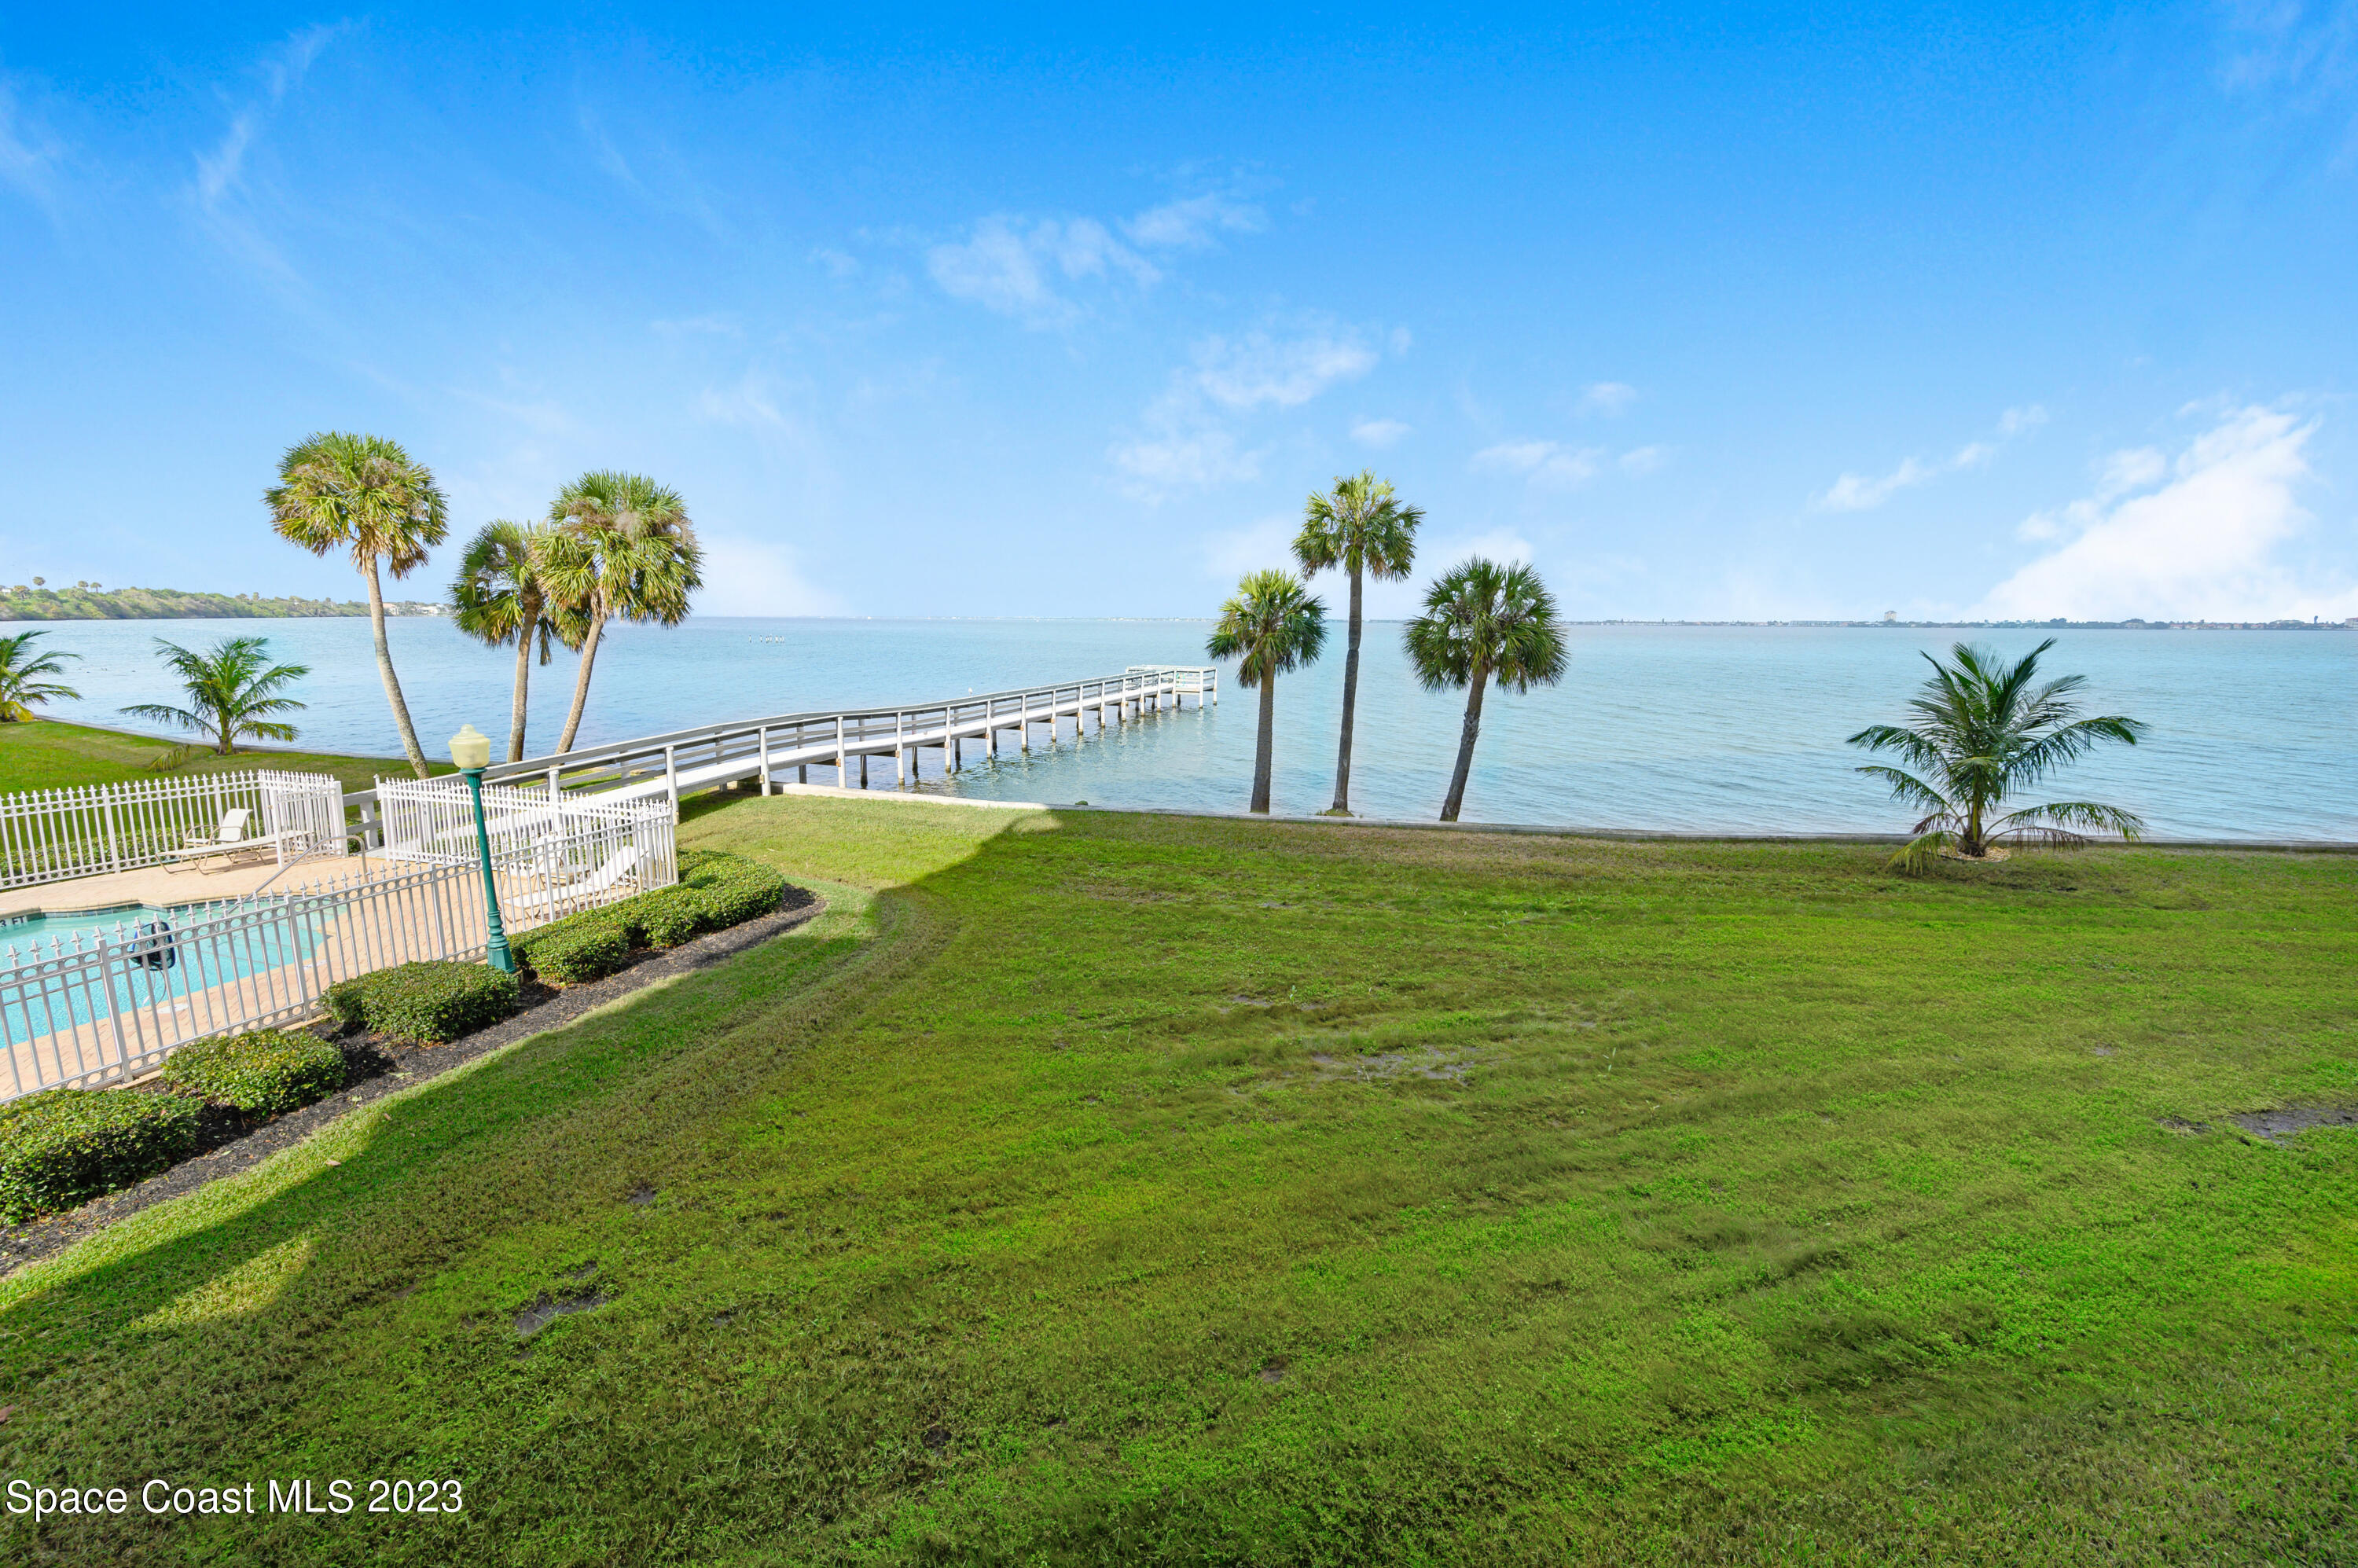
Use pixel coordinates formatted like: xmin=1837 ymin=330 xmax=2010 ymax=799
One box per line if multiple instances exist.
xmin=346 ymin=664 xmax=1218 ymax=837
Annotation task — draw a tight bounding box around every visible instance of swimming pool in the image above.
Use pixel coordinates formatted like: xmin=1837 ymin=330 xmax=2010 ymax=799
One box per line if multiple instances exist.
xmin=1 ymin=896 xmax=340 ymax=1052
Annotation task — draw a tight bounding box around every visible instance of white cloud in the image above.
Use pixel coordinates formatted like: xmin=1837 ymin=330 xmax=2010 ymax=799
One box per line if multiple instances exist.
xmin=1978 ymin=405 xmax=2356 ymax=621
xmin=1191 ymin=329 xmax=1378 ymax=410
xmin=1203 ymin=514 xmax=1297 ymax=580
xmin=693 ymin=534 xmax=845 ymax=616
xmin=1350 ymin=417 xmax=1412 ymax=448
xmin=650 ymin=314 xmax=740 ymax=336
xmin=1618 ymin=445 xmax=1669 ymax=476
xmin=1577 ymin=381 xmax=1639 ymax=417
xmin=193 ymin=24 xmax=339 ymax=213
xmin=927 ymin=189 xmax=1265 ymax=329
xmin=0 ymin=79 xmax=66 ymax=210
xmin=1472 ymin=439 xmax=1605 ymax=489
xmin=1112 ymin=321 xmax=1390 ymax=499
xmin=1122 ymin=193 xmax=1264 ymax=248
xmin=927 ymin=215 xmax=1159 ymax=327
xmin=1814 ymin=403 xmax=2047 ymax=511
xmin=811 ymin=247 xmax=860 ymax=280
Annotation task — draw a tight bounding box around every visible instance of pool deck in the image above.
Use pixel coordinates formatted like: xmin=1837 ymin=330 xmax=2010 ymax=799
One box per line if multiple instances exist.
xmin=0 ymin=854 xmax=384 ymax=924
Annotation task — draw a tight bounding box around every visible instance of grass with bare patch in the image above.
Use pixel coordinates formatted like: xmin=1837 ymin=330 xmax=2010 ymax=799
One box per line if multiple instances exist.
xmin=0 ymin=797 xmax=2352 ymax=1564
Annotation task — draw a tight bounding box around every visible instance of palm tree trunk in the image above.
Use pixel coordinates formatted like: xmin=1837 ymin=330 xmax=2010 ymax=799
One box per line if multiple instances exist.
xmin=1330 ymin=564 xmax=1363 ymax=815
xmin=1440 ymin=669 xmax=1489 ymax=823
xmin=507 ymin=611 xmax=535 ymax=763
xmin=1251 ymin=674 xmax=1277 ymax=813
xmin=555 ymin=608 xmax=607 ymax=755
xmin=365 ymin=560 xmax=432 ymax=779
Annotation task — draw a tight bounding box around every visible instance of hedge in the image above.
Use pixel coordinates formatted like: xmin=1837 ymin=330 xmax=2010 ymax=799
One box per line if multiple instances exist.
xmin=160 ymin=1028 xmax=347 ymax=1115
xmin=0 ymin=1090 xmax=200 ymax=1222
xmin=324 ymin=961 xmax=520 ymax=1044
xmin=512 ymin=850 xmax=788 ymax=984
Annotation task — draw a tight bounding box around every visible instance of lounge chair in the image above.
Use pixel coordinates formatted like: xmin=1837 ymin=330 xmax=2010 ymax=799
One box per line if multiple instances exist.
xmin=165 ymin=806 xmax=275 ymax=872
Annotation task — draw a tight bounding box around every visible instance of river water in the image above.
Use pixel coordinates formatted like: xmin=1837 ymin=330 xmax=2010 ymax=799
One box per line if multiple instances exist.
xmin=9 ymin=615 xmax=2352 ymax=840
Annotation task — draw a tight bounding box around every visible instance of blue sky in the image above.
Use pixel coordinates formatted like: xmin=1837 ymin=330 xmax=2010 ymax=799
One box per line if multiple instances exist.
xmin=4 ymin=3 xmax=2355 ymax=621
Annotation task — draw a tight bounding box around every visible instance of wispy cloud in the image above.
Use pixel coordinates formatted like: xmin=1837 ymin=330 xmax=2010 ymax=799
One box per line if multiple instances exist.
xmin=1471 ymin=439 xmax=1607 ymax=489
xmin=1618 ymin=445 xmax=1669 ymax=476
xmin=1813 ymin=404 xmax=2046 ymax=512
xmin=187 ymin=24 xmax=345 ymax=286
xmin=928 ymin=189 xmax=1269 ymax=329
xmin=695 ymin=534 xmax=846 ymax=615
xmin=1978 ymin=404 xmax=2354 ymax=620
xmin=1576 ymin=380 xmax=1638 ymax=417
xmin=0 ymin=77 xmax=68 ymax=212
xmin=1113 ymin=320 xmax=1388 ymax=499
xmin=1350 ymin=417 xmax=1411 ymax=448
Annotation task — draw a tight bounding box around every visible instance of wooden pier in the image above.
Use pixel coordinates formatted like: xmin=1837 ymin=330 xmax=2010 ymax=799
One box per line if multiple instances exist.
xmin=350 ymin=665 xmax=1218 ymax=835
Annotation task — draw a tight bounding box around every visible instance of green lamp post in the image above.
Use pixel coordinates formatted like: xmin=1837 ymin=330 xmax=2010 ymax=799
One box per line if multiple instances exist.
xmin=450 ymin=724 xmax=516 ymax=975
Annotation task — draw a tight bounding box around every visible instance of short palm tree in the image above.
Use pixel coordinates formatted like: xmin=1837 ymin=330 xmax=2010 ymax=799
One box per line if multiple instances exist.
xmin=1848 ymin=638 xmax=2147 ymax=872
xmin=540 ymin=472 xmax=701 ymax=755
xmin=1403 ymin=557 xmax=1566 ymax=823
xmin=1294 ymin=470 xmax=1421 ymax=816
xmin=119 ymin=637 xmax=310 ymax=756
xmin=1205 ymin=570 xmax=1328 ymax=813
xmin=450 ymin=519 xmax=577 ymax=763
xmin=266 ymin=431 xmax=447 ymax=777
xmin=0 ymin=630 xmax=81 ymax=722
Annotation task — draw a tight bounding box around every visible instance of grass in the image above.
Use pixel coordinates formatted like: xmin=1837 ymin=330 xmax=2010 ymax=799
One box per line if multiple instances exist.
xmin=0 ymin=717 xmax=443 ymax=795
xmin=0 ymin=795 xmax=2352 ymax=1563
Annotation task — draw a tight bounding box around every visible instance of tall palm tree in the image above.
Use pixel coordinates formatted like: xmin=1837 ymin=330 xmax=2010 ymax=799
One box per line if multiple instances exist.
xmin=0 ymin=630 xmax=81 ymax=722
xmin=1848 ymin=638 xmax=2147 ymax=872
xmin=1294 ymin=470 xmax=1421 ymax=817
xmin=1205 ymin=570 xmax=1328 ymax=814
xmin=119 ymin=637 xmax=310 ymax=755
xmin=540 ymin=472 xmax=701 ymax=755
xmin=266 ymin=431 xmax=447 ymax=777
xmin=450 ymin=519 xmax=577 ymax=763
xmin=1403 ymin=557 xmax=1566 ymax=823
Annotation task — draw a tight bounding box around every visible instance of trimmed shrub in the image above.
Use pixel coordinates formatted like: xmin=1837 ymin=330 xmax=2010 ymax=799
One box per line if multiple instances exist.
xmin=160 ymin=1028 xmax=346 ymax=1115
xmin=512 ymin=916 xmax=631 ymax=985
xmin=0 ymin=1089 xmax=200 ymax=1222
xmin=510 ymin=850 xmax=790 ymax=976
xmin=322 ymin=975 xmax=371 ymax=1031
xmin=362 ymin=961 xmax=520 ymax=1044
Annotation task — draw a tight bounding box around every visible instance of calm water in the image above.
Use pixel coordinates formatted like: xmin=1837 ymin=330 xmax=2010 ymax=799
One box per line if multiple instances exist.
xmin=9 ymin=615 xmax=2352 ymax=840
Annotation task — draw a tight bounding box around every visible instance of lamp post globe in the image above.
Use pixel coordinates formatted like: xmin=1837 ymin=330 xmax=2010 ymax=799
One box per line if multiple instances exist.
xmin=449 ymin=725 xmax=516 ymax=974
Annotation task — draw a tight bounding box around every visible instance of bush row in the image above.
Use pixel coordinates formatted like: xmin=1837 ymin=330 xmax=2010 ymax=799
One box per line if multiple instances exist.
xmin=325 ymin=961 xmax=520 ymax=1044
xmin=0 ymin=1089 xmax=200 ymax=1224
xmin=510 ymin=850 xmax=789 ymax=986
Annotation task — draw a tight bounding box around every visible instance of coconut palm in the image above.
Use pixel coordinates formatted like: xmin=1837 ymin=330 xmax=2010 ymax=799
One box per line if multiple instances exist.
xmin=266 ymin=431 xmax=447 ymax=777
xmin=1403 ymin=557 xmax=1566 ymax=823
xmin=1847 ymin=638 xmax=2147 ymax=872
xmin=450 ymin=519 xmax=578 ymax=763
xmin=0 ymin=630 xmax=81 ymax=722
xmin=540 ymin=472 xmax=701 ymax=755
xmin=119 ymin=637 xmax=310 ymax=756
xmin=1294 ymin=470 xmax=1421 ymax=816
xmin=1205 ymin=570 xmax=1328 ymax=814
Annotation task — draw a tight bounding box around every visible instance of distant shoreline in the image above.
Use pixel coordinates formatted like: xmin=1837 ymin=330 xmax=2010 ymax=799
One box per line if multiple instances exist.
xmin=0 ymin=586 xmax=443 ymax=622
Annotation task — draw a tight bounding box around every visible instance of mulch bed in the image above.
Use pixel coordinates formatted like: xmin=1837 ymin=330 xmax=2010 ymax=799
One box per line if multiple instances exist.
xmin=0 ymin=887 xmax=824 ymax=1278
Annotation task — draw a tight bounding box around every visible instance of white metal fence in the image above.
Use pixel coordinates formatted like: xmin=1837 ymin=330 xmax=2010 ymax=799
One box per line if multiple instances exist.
xmin=0 ymin=769 xmax=348 ymax=891
xmin=0 ymin=860 xmax=485 ymax=1100
xmin=373 ymin=775 xmax=677 ymax=925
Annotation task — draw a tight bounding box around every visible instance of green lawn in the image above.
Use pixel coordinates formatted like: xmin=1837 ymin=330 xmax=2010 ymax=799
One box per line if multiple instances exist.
xmin=0 ymin=718 xmax=439 ymax=795
xmin=2 ymin=796 xmax=2352 ymax=1563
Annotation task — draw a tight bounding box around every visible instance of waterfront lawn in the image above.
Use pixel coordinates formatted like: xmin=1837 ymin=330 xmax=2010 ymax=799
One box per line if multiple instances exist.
xmin=2 ymin=796 xmax=2353 ymax=1563
xmin=0 ymin=717 xmax=438 ymax=795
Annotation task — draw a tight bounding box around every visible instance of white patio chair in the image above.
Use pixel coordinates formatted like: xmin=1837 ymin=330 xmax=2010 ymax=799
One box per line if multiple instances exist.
xmin=165 ymin=806 xmax=274 ymax=872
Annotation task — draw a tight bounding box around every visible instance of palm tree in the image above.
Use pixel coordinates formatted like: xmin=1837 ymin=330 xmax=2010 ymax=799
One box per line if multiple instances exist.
xmin=1294 ymin=470 xmax=1421 ymax=817
xmin=450 ymin=520 xmax=577 ymax=763
xmin=1847 ymin=638 xmax=2147 ymax=872
xmin=266 ymin=431 xmax=447 ymax=777
xmin=0 ymin=630 xmax=81 ymax=722
xmin=1403 ymin=557 xmax=1566 ymax=823
xmin=119 ymin=637 xmax=310 ymax=755
xmin=540 ymin=472 xmax=701 ymax=755
xmin=1205 ymin=570 xmax=1328 ymax=813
